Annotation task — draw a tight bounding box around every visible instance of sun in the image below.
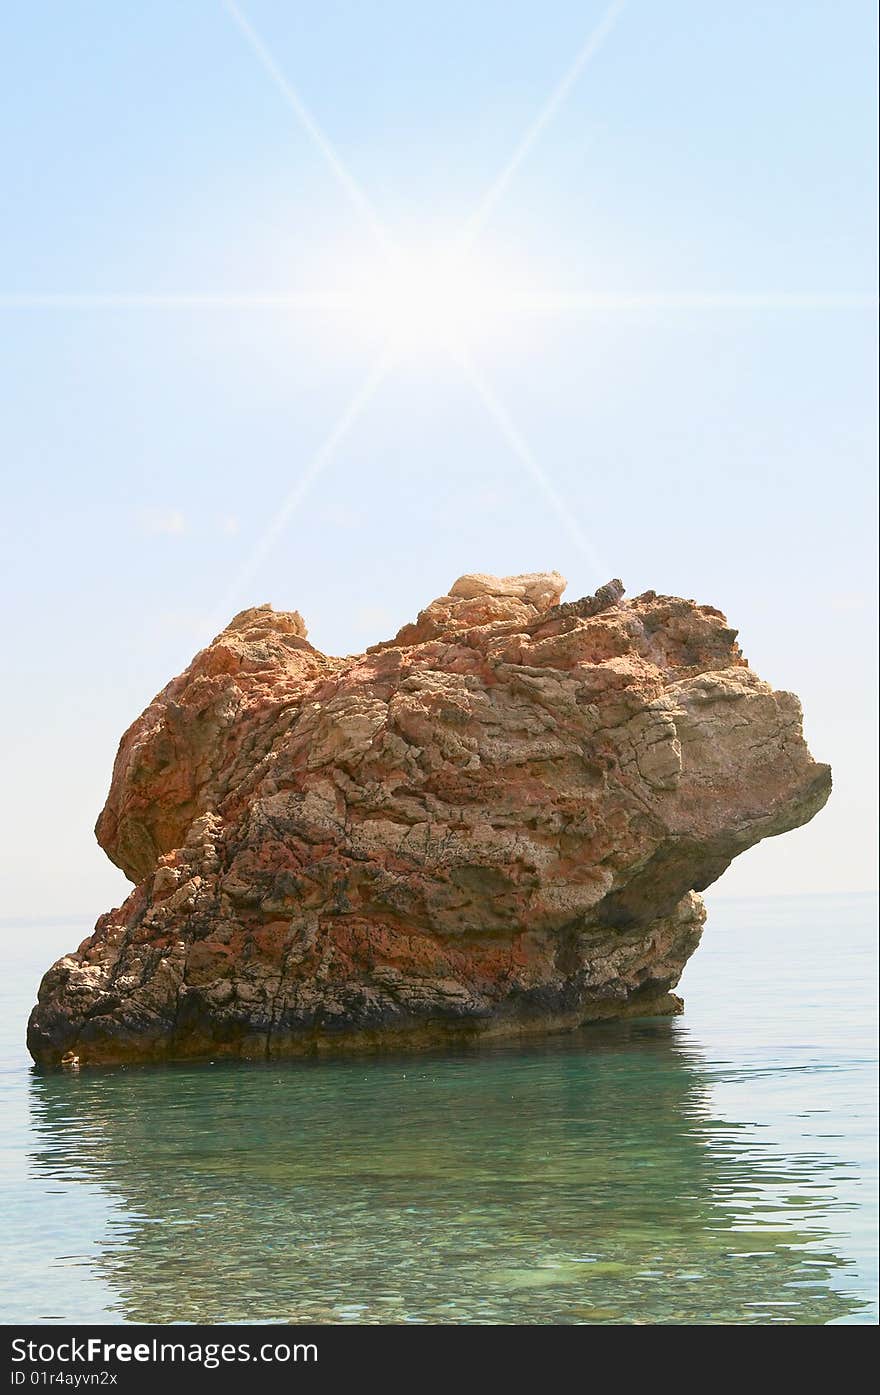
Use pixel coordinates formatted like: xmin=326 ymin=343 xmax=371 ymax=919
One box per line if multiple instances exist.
xmin=321 ymin=238 xmax=536 ymax=354
xmin=358 ymin=247 xmax=503 ymax=349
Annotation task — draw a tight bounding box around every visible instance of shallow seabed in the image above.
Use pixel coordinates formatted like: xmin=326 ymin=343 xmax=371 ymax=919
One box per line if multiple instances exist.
xmin=1 ymin=894 xmax=876 ymax=1325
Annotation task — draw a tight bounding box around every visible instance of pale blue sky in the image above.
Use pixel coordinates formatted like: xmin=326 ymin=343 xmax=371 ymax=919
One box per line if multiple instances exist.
xmin=1 ymin=1 xmax=877 ymax=917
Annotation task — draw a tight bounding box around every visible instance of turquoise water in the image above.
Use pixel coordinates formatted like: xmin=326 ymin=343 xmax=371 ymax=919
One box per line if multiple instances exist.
xmin=0 ymin=894 xmax=876 ymax=1325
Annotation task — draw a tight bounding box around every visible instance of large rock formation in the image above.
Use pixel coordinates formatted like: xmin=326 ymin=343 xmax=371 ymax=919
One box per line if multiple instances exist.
xmin=28 ymin=573 xmax=831 ymax=1066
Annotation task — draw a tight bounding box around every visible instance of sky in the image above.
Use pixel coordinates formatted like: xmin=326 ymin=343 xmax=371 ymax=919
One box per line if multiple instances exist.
xmin=1 ymin=0 xmax=877 ymax=920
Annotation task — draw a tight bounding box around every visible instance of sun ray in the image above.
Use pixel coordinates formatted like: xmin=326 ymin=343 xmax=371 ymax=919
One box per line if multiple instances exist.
xmin=1 ymin=290 xmax=875 ymax=313
xmin=499 ymin=291 xmax=880 ymax=312
xmin=456 ymin=0 xmax=627 ymax=254
xmin=0 ymin=292 xmax=348 ymax=310
xmin=222 ymin=0 xmax=395 ymax=258
xmin=206 ymin=347 xmax=395 ymax=636
xmin=449 ymin=343 xmax=610 ymax=580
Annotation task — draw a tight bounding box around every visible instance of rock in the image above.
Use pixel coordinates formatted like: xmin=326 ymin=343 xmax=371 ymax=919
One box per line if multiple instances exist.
xmin=28 ymin=574 xmax=831 ymax=1066
xmin=545 ymin=577 xmax=625 ymax=621
xmin=449 ymin=571 xmax=567 ymax=608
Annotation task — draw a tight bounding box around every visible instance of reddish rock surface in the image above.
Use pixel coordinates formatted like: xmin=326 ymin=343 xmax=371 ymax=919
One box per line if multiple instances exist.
xmin=28 ymin=573 xmax=831 ymax=1066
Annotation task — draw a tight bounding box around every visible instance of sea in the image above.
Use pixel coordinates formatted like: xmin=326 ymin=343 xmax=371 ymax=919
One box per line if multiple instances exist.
xmin=1 ymin=893 xmax=876 ymax=1325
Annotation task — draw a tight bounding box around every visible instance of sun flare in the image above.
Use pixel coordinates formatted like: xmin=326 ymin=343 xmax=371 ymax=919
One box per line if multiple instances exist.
xmin=323 ymin=240 xmax=538 ymax=353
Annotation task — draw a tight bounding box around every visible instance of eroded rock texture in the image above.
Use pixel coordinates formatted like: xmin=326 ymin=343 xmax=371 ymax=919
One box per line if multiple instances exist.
xmin=28 ymin=573 xmax=831 ymax=1065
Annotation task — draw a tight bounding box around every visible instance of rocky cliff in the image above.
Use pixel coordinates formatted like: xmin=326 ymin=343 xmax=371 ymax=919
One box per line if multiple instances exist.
xmin=28 ymin=573 xmax=831 ymax=1066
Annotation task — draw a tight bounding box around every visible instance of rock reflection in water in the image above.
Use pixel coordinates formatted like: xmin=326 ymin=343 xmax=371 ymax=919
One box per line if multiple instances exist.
xmin=28 ymin=1019 xmax=863 ymax=1324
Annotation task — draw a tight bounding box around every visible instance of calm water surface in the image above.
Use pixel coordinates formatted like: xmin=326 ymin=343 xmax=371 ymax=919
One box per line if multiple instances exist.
xmin=1 ymin=894 xmax=876 ymax=1324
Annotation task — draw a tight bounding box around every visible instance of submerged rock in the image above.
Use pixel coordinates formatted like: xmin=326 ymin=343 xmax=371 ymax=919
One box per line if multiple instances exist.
xmin=28 ymin=573 xmax=831 ymax=1066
